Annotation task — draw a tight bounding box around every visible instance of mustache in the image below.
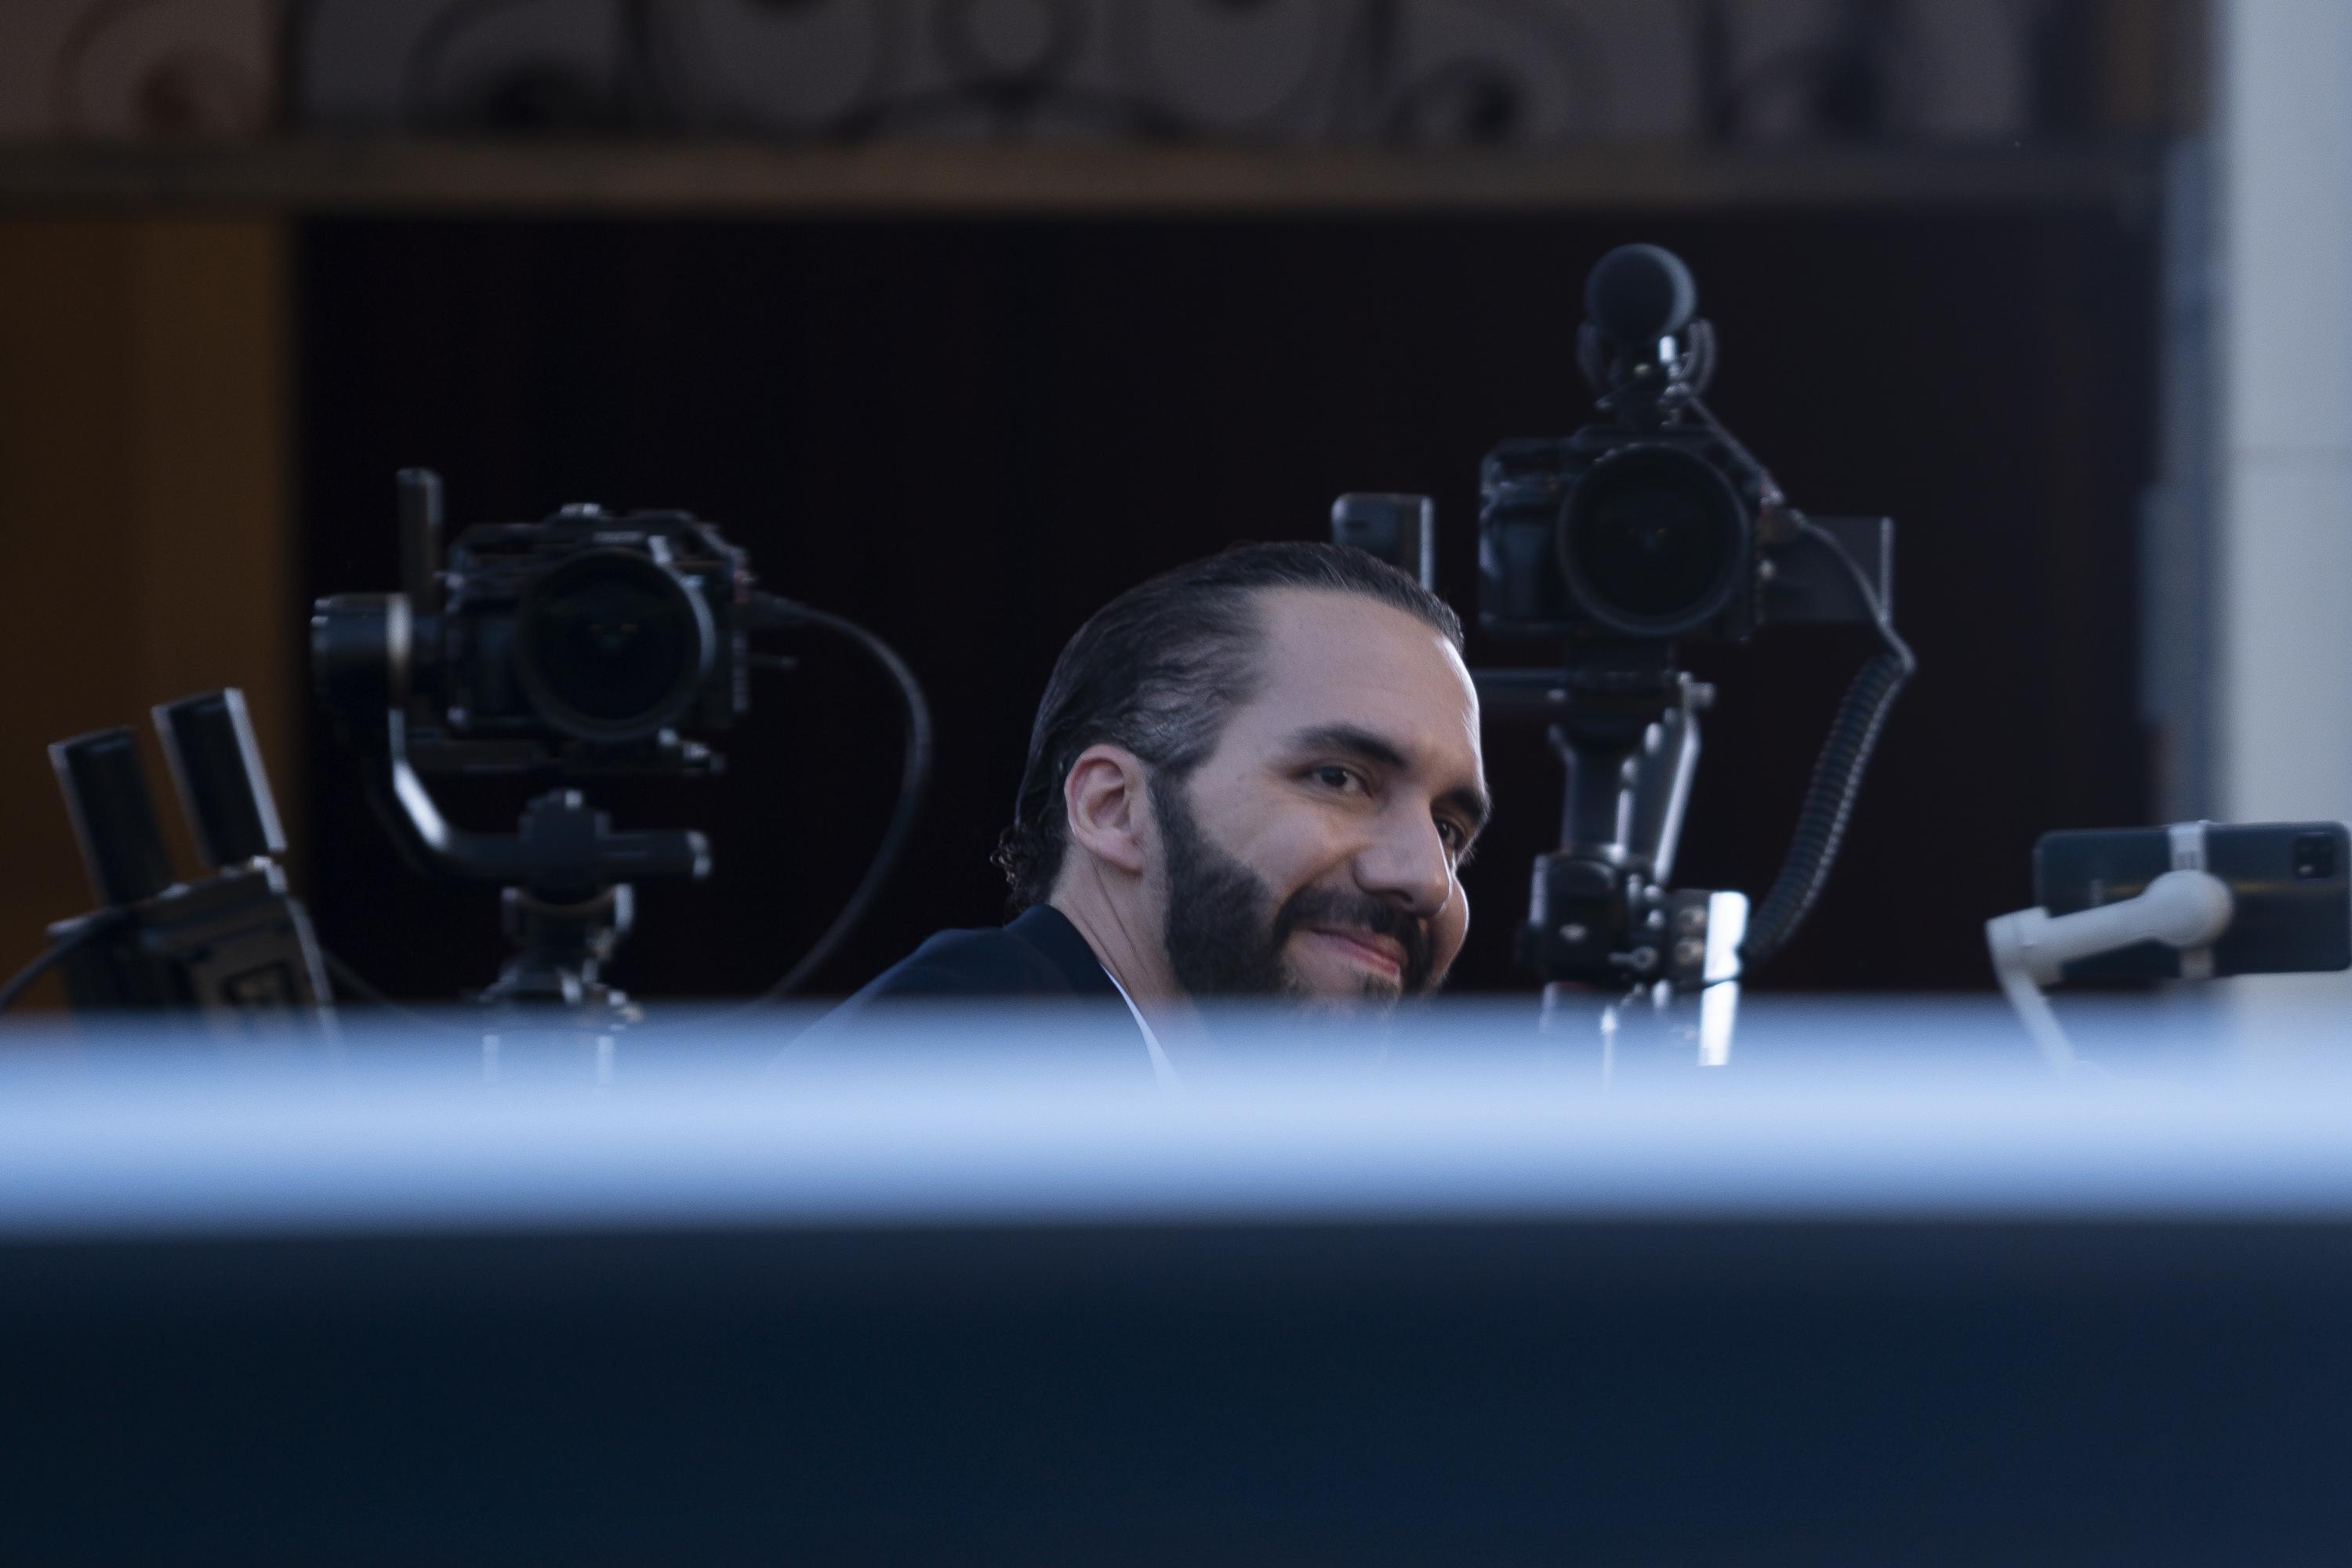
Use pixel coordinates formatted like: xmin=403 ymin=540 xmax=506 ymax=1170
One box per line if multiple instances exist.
xmin=1272 ymin=885 xmax=1436 ymax=993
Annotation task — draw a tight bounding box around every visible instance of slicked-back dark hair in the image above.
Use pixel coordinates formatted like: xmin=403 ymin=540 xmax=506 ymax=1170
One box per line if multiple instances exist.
xmin=993 ymin=541 xmax=1465 ymax=913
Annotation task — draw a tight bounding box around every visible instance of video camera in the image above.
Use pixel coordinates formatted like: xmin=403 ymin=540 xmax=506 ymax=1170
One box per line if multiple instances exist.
xmin=2 ymin=469 xmax=929 ymax=1040
xmin=1476 ymin=242 xmax=1888 ymax=648
xmin=313 ymin=475 xmax=753 ymax=777
xmin=308 ymin=470 xmax=931 ymax=1025
xmin=1338 ymin=243 xmax=1911 ymax=1010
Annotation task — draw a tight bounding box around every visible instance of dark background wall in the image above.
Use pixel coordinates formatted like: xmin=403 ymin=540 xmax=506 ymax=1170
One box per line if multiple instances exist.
xmin=297 ymin=208 xmax=2154 ymax=1000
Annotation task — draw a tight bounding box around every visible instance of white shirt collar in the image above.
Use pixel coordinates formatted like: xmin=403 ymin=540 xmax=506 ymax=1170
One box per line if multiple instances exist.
xmin=1098 ymin=964 xmax=1178 ymax=1088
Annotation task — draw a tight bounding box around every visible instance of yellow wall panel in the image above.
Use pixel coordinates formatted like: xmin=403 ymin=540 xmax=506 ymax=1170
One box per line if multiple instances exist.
xmin=0 ymin=216 xmax=291 ymax=1011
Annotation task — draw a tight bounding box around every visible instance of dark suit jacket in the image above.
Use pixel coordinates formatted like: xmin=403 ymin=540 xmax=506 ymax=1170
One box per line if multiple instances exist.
xmin=800 ymin=906 xmax=1150 ymax=1063
xmin=844 ymin=906 xmax=1119 ymax=1004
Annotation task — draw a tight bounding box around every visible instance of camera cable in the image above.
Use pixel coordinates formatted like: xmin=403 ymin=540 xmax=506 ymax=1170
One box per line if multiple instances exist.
xmin=317 ymin=948 xmax=474 ymax=1033
xmin=648 ymin=592 xmax=933 ymax=1022
xmin=0 ymin=909 xmax=129 ymax=1018
xmin=1737 ymin=513 xmax=1916 ymax=969
xmin=745 ymin=594 xmax=933 ymax=1001
xmin=1671 ymin=390 xmax=1917 ymax=970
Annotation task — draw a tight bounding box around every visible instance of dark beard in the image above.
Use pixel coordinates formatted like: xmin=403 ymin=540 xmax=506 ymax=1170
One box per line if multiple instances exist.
xmin=1152 ymin=778 xmax=1436 ymax=1005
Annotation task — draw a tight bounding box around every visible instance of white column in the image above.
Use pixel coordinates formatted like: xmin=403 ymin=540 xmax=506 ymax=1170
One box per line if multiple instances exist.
xmin=2215 ymin=0 xmax=2352 ymax=1018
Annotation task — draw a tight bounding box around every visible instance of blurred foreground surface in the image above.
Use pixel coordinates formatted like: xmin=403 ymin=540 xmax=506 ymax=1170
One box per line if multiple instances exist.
xmin=3 ymin=996 xmax=2349 ymax=1563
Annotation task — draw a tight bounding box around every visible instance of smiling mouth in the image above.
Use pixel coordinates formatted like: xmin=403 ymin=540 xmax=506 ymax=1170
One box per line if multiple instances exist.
xmin=1305 ymin=927 xmax=1405 ymax=979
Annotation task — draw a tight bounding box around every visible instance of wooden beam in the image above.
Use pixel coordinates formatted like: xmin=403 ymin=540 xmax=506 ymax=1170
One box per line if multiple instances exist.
xmin=0 ymin=138 xmax=2159 ymax=217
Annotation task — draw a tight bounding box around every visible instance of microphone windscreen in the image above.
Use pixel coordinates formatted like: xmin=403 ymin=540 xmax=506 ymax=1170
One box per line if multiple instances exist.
xmin=1584 ymin=244 xmax=1698 ymax=344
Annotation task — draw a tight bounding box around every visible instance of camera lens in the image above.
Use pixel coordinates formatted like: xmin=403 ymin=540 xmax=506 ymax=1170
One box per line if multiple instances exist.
xmin=514 ymin=549 xmax=713 ymax=744
xmin=2293 ymin=832 xmax=2339 ymax=881
xmin=1558 ymin=445 xmax=1748 ymax=637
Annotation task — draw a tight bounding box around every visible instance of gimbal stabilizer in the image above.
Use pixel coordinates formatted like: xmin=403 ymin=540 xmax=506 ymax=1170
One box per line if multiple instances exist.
xmin=1337 ymin=245 xmax=1913 ymax=1053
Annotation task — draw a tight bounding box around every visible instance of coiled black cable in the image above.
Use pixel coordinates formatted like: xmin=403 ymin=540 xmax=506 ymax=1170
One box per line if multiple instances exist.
xmin=1737 ymin=515 xmax=1915 ymax=968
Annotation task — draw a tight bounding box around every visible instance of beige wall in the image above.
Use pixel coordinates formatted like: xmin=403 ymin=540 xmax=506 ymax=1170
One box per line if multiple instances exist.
xmin=0 ymin=217 xmax=293 ymax=1010
xmin=2214 ymin=0 xmax=2352 ymax=1025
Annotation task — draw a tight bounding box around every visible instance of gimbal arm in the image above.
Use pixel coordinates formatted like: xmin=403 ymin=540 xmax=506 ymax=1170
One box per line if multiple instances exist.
xmin=1475 ymin=661 xmax=1717 ymax=991
xmin=353 ymin=706 xmax=709 ymax=900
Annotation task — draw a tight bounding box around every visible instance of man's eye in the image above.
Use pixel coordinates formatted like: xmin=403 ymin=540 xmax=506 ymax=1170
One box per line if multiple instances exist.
xmin=1436 ymin=819 xmax=1465 ymax=850
xmin=1312 ymin=765 xmax=1365 ymax=793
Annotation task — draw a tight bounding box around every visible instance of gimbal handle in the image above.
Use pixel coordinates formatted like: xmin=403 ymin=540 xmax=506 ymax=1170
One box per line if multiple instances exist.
xmin=354 ymin=710 xmax=709 ymax=898
xmin=1473 ymin=666 xmax=1708 ymax=880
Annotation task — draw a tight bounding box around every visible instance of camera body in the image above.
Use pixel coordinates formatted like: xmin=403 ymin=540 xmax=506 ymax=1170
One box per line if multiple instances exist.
xmin=439 ymin=506 xmax=750 ymax=757
xmin=1479 ymin=422 xmax=1776 ymax=644
xmin=315 ymin=497 xmax=753 ymax=775
xmin=1471 ymin=242 xmax=1889 ymax=652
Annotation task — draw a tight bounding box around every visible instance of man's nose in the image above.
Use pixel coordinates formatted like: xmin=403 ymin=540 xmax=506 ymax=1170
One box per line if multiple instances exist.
xmin=1356 ymin=806 xmax=1454 ymax=917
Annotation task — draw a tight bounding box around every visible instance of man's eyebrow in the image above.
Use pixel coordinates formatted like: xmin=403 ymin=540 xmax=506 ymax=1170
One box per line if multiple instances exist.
xmin=1284 ymin=723 xmax=1410 ymax=771
xmin=1285 ymin=724 xmax=1492 ymax=833
xmin=1442 ymin=783 xmax=1494 ymax=837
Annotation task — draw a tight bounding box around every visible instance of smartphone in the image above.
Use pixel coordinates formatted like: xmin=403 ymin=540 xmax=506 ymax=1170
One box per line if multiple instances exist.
xmin=2032 ymin=821 xmax=2350 ymax=983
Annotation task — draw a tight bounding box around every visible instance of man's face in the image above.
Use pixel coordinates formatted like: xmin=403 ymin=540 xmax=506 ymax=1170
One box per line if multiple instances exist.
xmin=1152 ymin=589 xmax=1488 ymax=1013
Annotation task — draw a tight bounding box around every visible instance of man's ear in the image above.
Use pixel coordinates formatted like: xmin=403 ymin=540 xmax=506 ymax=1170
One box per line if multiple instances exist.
xmin=1062 ymin=743 xmax=1152 ymax=879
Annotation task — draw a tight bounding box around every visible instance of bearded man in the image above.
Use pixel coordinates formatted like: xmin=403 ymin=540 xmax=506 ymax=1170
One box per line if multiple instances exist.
xmin=818 ymin=542 xmax=1489 ymax=1069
